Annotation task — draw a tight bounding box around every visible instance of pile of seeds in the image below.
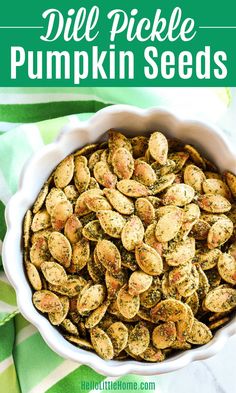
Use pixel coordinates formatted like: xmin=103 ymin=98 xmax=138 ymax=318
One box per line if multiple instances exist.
xmin=23 ymin=130 xmax=236 ymax=362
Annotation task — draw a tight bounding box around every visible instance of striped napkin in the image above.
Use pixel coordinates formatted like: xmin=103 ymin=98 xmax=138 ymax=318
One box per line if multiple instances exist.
xmin=0 ymin=87 xmax=231 ymax=393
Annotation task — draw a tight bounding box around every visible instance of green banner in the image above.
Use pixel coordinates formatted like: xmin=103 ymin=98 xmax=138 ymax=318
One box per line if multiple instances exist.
xmin=0 ymin=0 xmax=236 ymax=86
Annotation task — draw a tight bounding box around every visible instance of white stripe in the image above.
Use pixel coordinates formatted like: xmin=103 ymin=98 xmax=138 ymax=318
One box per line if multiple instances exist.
xmin=0 ymin=92 xmax=112 ymax=105
xmin=0 ymin=301 xmax=16 ymax=313
xmin=0 ymin=122 xmax=21 ymax=131
xmin=16 ymin=324 xmax=37 ymax=345
xmin=28 ymin=359 xmax=79 ymax=393
xmin=0 ymin=355 xmax=13 ymax=373
xmin=0 ymin=171 xmax=13 ymax=204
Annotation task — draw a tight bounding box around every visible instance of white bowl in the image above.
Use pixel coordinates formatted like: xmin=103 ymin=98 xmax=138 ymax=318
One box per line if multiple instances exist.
xmin=2 ymin=105 xmax=236 ymax=376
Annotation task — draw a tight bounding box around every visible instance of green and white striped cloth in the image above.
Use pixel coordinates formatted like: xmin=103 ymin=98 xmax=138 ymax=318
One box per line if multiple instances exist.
xmin=0 ymin=87 xmax=232 ymax=393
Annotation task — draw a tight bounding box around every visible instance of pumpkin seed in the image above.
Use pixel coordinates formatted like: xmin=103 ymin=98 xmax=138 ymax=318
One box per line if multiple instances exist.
xmin=85 ymin=300 xmax=110 ymax=329
xmin=117 ymin=179 xmax=149 ymax=197
xmin=135 ymin=198 xmax=155 ymax=226
xmin=65 ymin=335 xmax=93 ymax=350
xmin=191 ymin=219 xmax=210 ymax=240
xmin=117 ymin=285 xmax=140 ymax=319
xmin=46 ymin=188 xmax=67 ymax=215
xmin=106 ymin=322 xmax=129 ymax=356
xmin=74 ymin=143 xmax=98 ymax=157
xmin=155 ymin=207 xmax=183 ymax=242
xmin=184 ymin=164 xmax=206 ymax=193
xmin=152 ymin=321 xmax=176 ymax=349
xmin=23 ymin=210 xmax=32 ymax=249
xmin=48 ymin=232 xmax=72 ymax=268
xmin=63 ymin=185 xmax=79 ymax=202
xmin=169 ymin=151 xmax=189 ymax=172
xmin=88 ymin=149 xmax=103 ymax=170
xmin=74 ymin=156 xmax=90 ymax=193
xmin=64 ymin=214 xmax=82 ymax=244
xmin=224 ymin=171 xmax=236 ymax=198
xmin=94 ymin=161 xmax=117 ymax=189
xmin=96 ymin=239 xmax=121 ymax=273
xmin=185 ymin=292 xmax=199 ymax=315
xmin=128 ymin=271 xmax=153 ymax=296
xmin=82 ymin=220 xmax=104 ymax=241
xmin=33 ymin=182 xmax=49 ymax=214
xmin=41 ymin=261 xmax=67 ymax=285
xmin=121 ymin=215 xmax=144 ymax=251
xmin=54 ymin=155 xmax=74 ymax=188
xmin=151 ymin=299 xmax=187 ymax=323
xmin=104 ymin=188 xmax=134 ymax=215
xmin=77 ymin=284 xmax=106 ymax=314
xmin=135 ymin=242 xmax=163 ymax=276
xmin=25 ymin=262 xmax=42 ymax=290
xmin=198 ymin=194 xmax=231 ymax=213
xmin=131 ymin=136 xmax=148 ymax=158
xmin=144 ymin=223 xmax=166 ymax=255
xmin=48 ymin=296 xmax=69 ymax=325
xmin=149 ymin=131 xmax=168 ymax=164
xmin=61 ymin=319 xmax=79 ymax=335
xmin=128 ymin=322 xmax=150 ymax=355
xmin=197 ymin=248 xmax=222 ymax=270
xmin=108 ymin=130 xmax=132 ymax=159
xmin=31 ymin=209 xmax=51 ymax=232
xmin=70 ymin=239 xmax=90 ymax=272
xmin=33 ymin=290 xmax=62 ymax=313
xmin=90 ymin=327 xmax=114 ymax=360
xmin=85 ymin=194 xmax=112 ymax=212
xmin=162 ymin=184 xmax=195 ymax=206
xmin=207 ymin=217 xmax=233 ymax=249
xmin=184 ymin=144 xmax=206 ymax=168
xmin=48 ymin=276 xmax=87 ymax=298
xmin=205 ymin=286 xmax=236 ymax=312
xmin=203 ymin=178 xmax=231 ymax=199
xmin=149 ymin=173 xmax=176 ymax=195
xmin=112 ymin=147 xmax=134 ymax=179
xmin=105 ymin=270 xmax=126 ymax=298
xmin=97 ymin=210 xmax=125 ymax=238
xmin=187 ymin=319 xmax=212 ymax=344
xmin=133 ymin=160 xmax=156 ymax=186
xmin=139 ymin=346 xmax=165 ymax=362
xmin=165 ymin=237 xmax=195 ymax=266
xmin=208 ymin=317 xmax=230 ymax=330
xmin=140 ymin=277 xmax=161 ymax=308
xmin=30 ymin=237 xmax=50 ymax=268
xmin=218 ymin=253 xmax=236 ymax=285
xmin=51 ymin=200 xmax=73 ymax=231
xmin=74 ymin=189 xmax=102 ymax=216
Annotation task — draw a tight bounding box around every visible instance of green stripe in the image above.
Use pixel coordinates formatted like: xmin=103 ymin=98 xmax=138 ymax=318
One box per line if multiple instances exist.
xmin=0 ymin=281 xmax=17 ymax=306
xmin=14 ymin=333 xmax=63 ymax=393
xmin=14 ymin=314 xmax=30 ymax=334
xmin=0 ymin=201 xmax=6 ymax=240
xmin=0 ymin=363 xmax=21 ymax=393
xmin=0 ymin=320 xmax=14 ymax=362
xmin=45 ymin=365 xmax=105 ymax=393
xmin=0 ymin=101 xmax=111 ymax=123
xmin=37 ymin=117 xmax=69 ymax=145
